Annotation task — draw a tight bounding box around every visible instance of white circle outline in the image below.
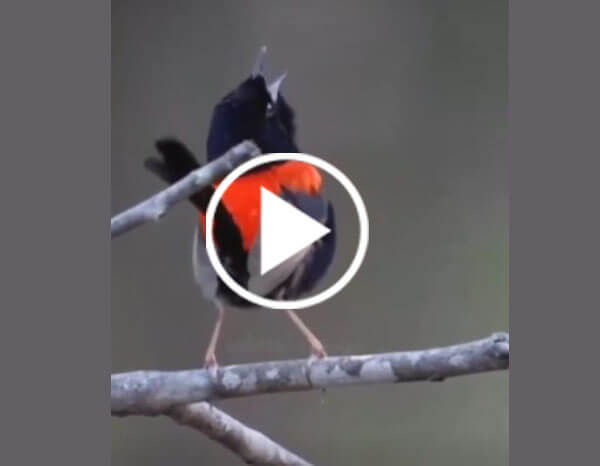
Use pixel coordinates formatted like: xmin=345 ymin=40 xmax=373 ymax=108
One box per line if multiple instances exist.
xmin=205 ymin=153 xmax=369 ymax=310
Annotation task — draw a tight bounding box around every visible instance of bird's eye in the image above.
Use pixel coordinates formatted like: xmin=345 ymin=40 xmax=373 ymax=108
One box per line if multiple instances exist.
xmin=266 ymin=103 xmax=275 ymax=118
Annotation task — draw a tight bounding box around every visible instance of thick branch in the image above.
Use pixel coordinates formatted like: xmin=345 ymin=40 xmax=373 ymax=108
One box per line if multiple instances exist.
xmin=112 ymin=332 xmax=508 ymax=416
xmin=168 ymin=402 xmax=312 ymax=465
xmin=110 ymin=140 xmax=260 ymax=238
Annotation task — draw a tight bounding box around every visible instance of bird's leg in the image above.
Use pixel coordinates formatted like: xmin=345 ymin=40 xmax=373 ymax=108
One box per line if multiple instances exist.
xmin=284 ymin=309 xmax=327 ymax=358
xmin=204 ymin=303 xmax=225 ymax=368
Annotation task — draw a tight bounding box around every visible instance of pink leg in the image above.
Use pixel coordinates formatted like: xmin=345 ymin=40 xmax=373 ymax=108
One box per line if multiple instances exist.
xmin=204 ymin=303 xmax=225 ymax=368
xmin=285 ymin=309 xmax=327 ymax=358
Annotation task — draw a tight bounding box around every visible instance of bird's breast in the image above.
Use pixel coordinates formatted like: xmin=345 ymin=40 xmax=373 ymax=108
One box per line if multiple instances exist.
xmin=198 ymin=161 xmax=323 ymax=251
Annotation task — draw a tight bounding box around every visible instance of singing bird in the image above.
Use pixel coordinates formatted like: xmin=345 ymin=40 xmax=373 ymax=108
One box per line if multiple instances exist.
xmin=145 ymin=48 xmax=336 ymax=367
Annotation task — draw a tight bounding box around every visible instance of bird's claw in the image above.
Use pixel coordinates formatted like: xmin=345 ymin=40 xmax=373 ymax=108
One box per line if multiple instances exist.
xmin=309 ymin=344 xmax=328 ymax=362
xmin=204 ymin=353 xmax=219 ymax=371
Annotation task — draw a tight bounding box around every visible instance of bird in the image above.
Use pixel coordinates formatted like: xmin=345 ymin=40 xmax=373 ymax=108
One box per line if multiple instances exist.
xmin=144 ymin=47 xmax=336 ymax=367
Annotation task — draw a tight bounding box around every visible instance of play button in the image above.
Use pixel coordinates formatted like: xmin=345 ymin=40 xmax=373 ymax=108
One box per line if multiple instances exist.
xmin=205 ymin=153 xmax=369 ymax=310
xmin=260 ymin=187 xmax=331 ymax=275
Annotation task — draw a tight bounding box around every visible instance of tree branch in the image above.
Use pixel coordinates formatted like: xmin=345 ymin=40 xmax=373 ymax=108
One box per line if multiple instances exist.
xmin=110 ymin=142 xmax=508 ymax=464
xmin=110 ymin=140 xmax=261 ymax=238
xmin=112 ymin=332 xmax=508 ymax=416
xmin=168 ymin=402 xmax=312 ymax=465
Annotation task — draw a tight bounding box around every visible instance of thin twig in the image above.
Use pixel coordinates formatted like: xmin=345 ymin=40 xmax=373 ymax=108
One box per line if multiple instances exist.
xmin=112 ymin=332 xmax=509 ymax=416
xmin=168 ymin=402 xmax=312 ymax=465
xmin=110 ymin=140 xmax=260 ymax=238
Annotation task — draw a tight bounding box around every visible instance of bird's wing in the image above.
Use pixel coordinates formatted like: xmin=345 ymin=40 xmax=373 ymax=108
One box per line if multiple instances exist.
xmin=284 ymin=202 xmax=336 ymax=297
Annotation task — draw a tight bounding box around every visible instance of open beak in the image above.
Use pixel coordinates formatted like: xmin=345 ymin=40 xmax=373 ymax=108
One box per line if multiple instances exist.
xmin=251 ymin=46 xmax=287 ymax=103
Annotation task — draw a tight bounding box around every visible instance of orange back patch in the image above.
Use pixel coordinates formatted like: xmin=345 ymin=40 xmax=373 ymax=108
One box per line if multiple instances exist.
xmin=198 ymin=161 xmax=322 ymax=250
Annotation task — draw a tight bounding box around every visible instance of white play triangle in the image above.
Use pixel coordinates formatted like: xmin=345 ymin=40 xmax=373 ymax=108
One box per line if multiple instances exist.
xmin=260 ymin=187 xmax=331 ymax=275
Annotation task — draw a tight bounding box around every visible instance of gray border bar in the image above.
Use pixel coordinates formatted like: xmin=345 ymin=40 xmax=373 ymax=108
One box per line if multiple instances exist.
xmin=510 ymin=1 xmax=599 ymax=464
xmin=0 ymin=1 xmax=109 ymax=464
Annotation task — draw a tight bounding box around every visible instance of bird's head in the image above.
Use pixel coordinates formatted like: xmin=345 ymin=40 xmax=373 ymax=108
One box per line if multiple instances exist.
xmin=207 ymin=46 xmax=298 ymax=160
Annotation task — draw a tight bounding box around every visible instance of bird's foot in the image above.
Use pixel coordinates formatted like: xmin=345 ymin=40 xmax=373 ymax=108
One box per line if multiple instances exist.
xmin=309 ymin=341 xmax=328 ymax=361
xmin=204 ymin=351 xmax=219 ymax=371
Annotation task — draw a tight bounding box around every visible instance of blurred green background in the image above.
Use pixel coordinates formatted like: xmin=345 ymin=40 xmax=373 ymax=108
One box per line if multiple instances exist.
xmin=111 ymin=0 xmax=508 ymax=464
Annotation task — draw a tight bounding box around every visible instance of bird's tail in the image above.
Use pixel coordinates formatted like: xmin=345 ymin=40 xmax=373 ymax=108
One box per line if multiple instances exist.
xmin=144 ymin=138 xmax=211 ymax=210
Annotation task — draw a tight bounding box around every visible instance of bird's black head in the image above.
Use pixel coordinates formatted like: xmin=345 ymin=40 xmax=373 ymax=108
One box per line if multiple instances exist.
xmin=206 ymin=47 xmax=299 ymax=161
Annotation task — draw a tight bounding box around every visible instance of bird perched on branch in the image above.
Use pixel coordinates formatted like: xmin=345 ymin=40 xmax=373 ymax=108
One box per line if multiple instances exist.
xmin=145 ymin=47 xmax=336 ymax=367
